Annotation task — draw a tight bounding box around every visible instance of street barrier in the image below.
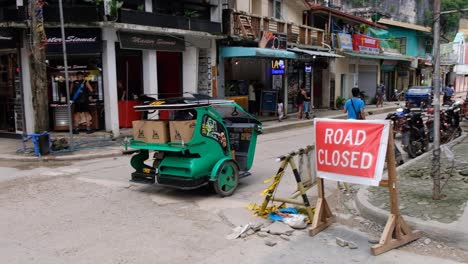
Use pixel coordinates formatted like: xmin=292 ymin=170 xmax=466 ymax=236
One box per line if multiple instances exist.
xmin=311 ymin=118 xmax=422 ymax=256
xmin=251 ymin=145 xmax=317 ymax=223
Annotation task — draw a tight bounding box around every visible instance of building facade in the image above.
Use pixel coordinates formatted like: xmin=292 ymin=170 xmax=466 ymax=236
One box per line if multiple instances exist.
xmin=0 ymin=0 xmax=222 ymax=137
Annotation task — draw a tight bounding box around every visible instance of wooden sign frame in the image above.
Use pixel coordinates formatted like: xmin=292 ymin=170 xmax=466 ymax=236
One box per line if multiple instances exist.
xmin=309 ymin=127 xmax=422 ymax=255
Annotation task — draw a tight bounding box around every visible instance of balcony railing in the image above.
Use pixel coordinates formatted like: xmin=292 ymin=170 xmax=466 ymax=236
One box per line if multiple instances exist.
xmin=43 ymin=5 xmax=104 ymax=23
xmin=118 ymin=9 xmax=222 ymax=34
xmin=225 ymin=10 xmax=324 ymax=48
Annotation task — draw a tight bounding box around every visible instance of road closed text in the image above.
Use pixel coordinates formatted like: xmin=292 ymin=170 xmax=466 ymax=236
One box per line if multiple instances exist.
xmin=314 ymin=119 xmax=389 ymax=186
xmin=317 ymin=128 xmax=373 ymax=169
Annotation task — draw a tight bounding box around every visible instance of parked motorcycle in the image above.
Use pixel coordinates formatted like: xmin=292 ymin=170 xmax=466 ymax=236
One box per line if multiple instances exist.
xmin=391 ymin=89 xmax=405 ymax=101
xmin=425 ymin=102 xmax=462 ymax=144
xmin=385 ymin=107 xmax=408 ymax=138
xmin=401 ymin=111 xmax=429 ymax=158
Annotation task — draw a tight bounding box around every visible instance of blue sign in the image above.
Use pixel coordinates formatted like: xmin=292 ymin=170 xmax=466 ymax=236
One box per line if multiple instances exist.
xmin=271 ymin=60 xmax=285 ymax=75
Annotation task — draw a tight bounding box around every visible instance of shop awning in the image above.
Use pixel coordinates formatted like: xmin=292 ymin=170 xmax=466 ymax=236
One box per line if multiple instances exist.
xmin=220 ymin=47 xmax=298 ymax=59
xmin=288 ymin=47 xmax=344 ymax=58
xmin=343 ymin=51 xmax=412 ymax=61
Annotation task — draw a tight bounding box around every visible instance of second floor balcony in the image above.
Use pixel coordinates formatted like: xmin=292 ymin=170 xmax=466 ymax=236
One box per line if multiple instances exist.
xmin=224 ymin=9 xmax=325 ymax=48
xmin=117 ymin=9 xmax=222 ymax=34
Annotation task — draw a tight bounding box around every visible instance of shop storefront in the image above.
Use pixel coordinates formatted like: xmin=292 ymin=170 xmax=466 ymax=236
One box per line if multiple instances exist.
xmin=0 ymin=28 xmax=23 ymax=136
xmin=219 ymin=46 xmax=297 ymax=117
xmin=46 ymin=28 xmax=104 ymax=131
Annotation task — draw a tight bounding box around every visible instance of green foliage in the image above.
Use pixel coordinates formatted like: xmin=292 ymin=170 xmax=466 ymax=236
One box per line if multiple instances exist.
xmin=387 ymin=37 xmax=401 ymax=50
xmin=440 ymin=0 xmax=468 ymax=39
xmin=423 ymin=9 xmax=433 ymax=26
xmin=336 ymin=96 xmax=346 ymax=109
xmin=358 ymin=24 xmax=369 ymax=34
xmin=351 ymin=0 xmax=367 ymax=7
xmin=184 ymin=9 xmax=200 ymax=18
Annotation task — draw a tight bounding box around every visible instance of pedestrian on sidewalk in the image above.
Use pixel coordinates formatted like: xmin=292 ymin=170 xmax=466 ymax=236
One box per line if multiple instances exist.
xmin=296 ymin=87 xmax=309 ymax=119
xmin=277 ymin=98 xmax=284 ymax=122
xmin=71 ymin=71 xmax=94 ymax=134
xmin=303 ymin=90 xmax=313 ymax=119
xmin=376 ymin=81 xmax=385 ymax=108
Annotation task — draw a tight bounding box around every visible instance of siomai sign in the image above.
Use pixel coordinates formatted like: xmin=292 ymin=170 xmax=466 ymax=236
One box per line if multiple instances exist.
xmin=314 ymin=118 xmax=390 ymax=186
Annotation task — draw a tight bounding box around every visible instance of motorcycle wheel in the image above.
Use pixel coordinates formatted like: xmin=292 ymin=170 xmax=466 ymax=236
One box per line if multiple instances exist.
xmin=407 ymin=141 xmax=418 ymax=159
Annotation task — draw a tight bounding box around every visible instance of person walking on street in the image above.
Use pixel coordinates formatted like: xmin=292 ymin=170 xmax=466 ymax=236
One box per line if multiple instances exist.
xmin=338 ymin=87 xmax=366 ymax=191
xmin=303 ymin=90 xmax=312 ymax=119
xmin=344 ymin=87 xmax=366 ymax=120
xmin=248 ymin=81 xmax=256 ymax=115
xmin=71 ymin=71 xmax=94 ymax=134
xmin=296 ymin=87 xmax=309 ymax=119
xmin=442 ymin=84 xmax=455 ymax=105
xmin=376 ymin=81 xmax=385 ymax=108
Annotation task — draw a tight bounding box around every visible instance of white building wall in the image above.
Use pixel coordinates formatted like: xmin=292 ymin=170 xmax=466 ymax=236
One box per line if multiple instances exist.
xmin=142 ymin=51 xmax=158 ymax=95
xmin=102 ymin=28 xmax=119 ymax=137
xmin=183 ymin=46 xmax=199 ymax=95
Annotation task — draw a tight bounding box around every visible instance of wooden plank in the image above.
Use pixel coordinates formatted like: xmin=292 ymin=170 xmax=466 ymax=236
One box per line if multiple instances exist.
xmin=371 ymin=230 xmax=423 ymax=256
xmin=379 ymin=214 xmax=396 ymax=244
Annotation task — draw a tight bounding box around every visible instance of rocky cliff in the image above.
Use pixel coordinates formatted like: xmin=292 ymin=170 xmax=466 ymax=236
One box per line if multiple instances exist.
xmin=332 ymin=0 xmax=432 ymax=26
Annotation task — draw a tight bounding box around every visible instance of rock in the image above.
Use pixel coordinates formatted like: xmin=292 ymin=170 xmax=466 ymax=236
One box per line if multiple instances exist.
xmin=348 ymin=241 xmax=358 ymax=249
xmin=368 ymin=237 xmax=380 ymax=244
xmin=424 ymin=238 xmax=432 ymax=245
xmin=280 ymin=234 xmax=290 ymax=241
xmin=437 ymin=244 xmax=443 ymax=249
xmin=260 ymin=227 xmax=270 ymax=233
xmin=264 ymin=239 xmax=277 ymax=247
xmin=464 ymin=178 xmax=468 ymax=183
xmin=246 ymin=229 xmax=255 ymax=236
xmin=459 ymin=169 xmax=468 ymax=176
xmin=240 ymin=233 xmax=247 ymax=238
xmin=336 ymin=237 xmax=348 ymax=247
xmin=257 ymin=231 xmax=268 ymax=238
xmin=267 ymin=221 xmax=294 ymax=235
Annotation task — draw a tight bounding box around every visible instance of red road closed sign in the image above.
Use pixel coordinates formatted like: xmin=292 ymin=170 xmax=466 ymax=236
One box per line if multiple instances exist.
xmin=314 ymin=118 xmax=390 ymax=186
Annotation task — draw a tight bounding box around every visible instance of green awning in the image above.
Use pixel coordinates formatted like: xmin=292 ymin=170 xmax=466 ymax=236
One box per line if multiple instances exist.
xmin=220 ymin=47 xmax=298 ymax=59
xmin=344 ymin=52 xmax=412 ymax=61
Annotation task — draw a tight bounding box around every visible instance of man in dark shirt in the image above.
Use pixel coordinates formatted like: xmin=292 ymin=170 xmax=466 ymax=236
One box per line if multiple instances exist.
xmin=71 ymin=71 xmax=94 ymax=134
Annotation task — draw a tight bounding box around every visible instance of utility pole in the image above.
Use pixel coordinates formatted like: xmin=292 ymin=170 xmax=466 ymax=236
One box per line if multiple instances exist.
xmin=58 ymin=0 xmax=74 ymax=150
xmin=431 ymin=0 xmax=441 ymax=200
xmin=29 ymin=0 xmax=49 ymax=132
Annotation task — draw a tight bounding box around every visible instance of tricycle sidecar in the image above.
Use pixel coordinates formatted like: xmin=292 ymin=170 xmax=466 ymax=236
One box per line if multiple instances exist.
xmin=129 ymin=96 xmax=262 ymax=197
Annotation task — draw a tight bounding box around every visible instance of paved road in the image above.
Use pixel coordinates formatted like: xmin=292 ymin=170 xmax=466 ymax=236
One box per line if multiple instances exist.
xmin=0 ymin=115 xmax=466 ymax=264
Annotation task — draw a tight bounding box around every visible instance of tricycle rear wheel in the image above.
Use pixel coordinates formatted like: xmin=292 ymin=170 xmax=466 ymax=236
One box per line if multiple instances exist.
xmin=212 ymin=160 xmax=239 ymax=197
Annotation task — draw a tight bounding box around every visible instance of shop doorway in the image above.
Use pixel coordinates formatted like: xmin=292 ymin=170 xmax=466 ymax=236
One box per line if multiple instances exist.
xmin=116 ymin=47 xmax=143 ymax=99
xmin=0 ymin=51 xmax=21 ymax=134
xmin=157 ymin=51 xmax=182 ymax=98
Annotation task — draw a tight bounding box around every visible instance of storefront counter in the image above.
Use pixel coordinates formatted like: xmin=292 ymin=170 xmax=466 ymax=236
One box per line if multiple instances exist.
xmin=227 ymin=96 xmax=248 ymax=111
xmin=118 ymin=100 xmax=141 ymax=128
xmin=51 ymin=103 xmax=104 ymax=131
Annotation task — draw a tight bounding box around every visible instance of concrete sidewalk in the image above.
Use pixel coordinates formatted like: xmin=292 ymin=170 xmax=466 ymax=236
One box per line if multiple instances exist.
xmin=356 ymin=134 xmax=468 ymax=250
xmin=0 ymin=101 xmax=399 ymax=161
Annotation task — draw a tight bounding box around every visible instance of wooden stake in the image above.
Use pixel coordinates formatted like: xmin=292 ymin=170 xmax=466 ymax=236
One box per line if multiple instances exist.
xmin=309 ymin=177 xmax=335 ymax=236
xmin=371 ymin=128 xmax=422 ymax=256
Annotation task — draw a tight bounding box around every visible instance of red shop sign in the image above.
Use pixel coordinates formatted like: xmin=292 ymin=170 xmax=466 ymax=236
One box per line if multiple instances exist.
xmin=314 ymin=118 xmax=390 ymax=186
xmin=352 ymin=34 xmax=380 ymax=54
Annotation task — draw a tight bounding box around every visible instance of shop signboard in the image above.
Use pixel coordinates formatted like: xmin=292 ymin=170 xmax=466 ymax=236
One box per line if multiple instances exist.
xmin=119 ymin=32 xmax=185 ymax=52
xmin=46 ymin=28 xmax=101 ymax=54
xmin=259 ymin=31 xmax=287 ymax=50
xmin=305 ymin=65 xmax=312 ymax=73
xmin=352 ymin=34 xmax=380 ymax=54
xmin=260 ymin=90 xmax=278 ymax=113
xmin=271 ymin=59 xmax=285 ymax=75
xmin=314 ymin=118 xmax=390 ymax=186
xmin=337 ymin=33 xmax=353 ymax=50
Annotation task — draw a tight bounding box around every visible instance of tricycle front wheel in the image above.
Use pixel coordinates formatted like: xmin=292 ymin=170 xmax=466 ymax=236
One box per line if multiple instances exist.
xmin=212 ymin=160 xmax=239 ymax=197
